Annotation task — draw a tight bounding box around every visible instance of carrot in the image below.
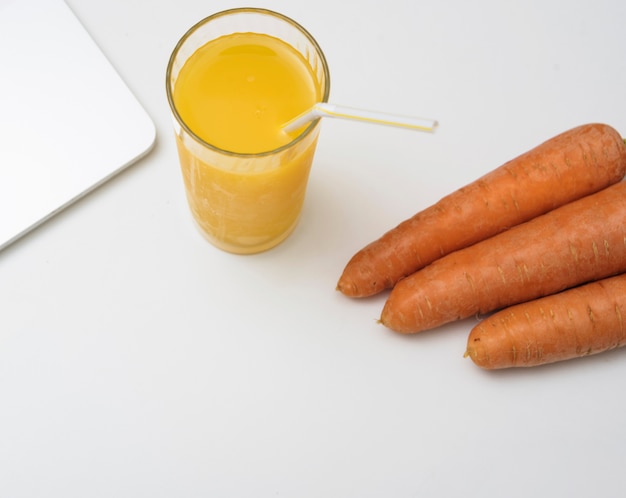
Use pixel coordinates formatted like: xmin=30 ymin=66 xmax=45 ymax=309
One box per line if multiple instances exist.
xmin=337 ymin=123 xmax=626 ymax=297
xmin=379 ymin=180 xmax=626 ymax=334
xmin=464 ymin=273 xmax=626 ymax=369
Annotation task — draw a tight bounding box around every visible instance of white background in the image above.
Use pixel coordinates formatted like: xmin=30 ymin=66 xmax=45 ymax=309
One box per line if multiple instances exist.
xmin=2 ymin=0 xmax=626 ymax=496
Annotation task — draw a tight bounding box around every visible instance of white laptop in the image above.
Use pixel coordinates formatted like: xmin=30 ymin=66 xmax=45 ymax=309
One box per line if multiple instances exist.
xmin=0 ymin=0 xmax=156 ymax=251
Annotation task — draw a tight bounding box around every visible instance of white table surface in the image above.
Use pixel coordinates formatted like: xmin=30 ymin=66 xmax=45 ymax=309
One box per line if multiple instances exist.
xmin=2 ymin=0 xmax=626 ymax=496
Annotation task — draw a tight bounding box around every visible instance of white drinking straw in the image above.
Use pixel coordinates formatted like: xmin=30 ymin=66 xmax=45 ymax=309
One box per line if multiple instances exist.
xmin=282 ymin=102 xmax=438 ymax=133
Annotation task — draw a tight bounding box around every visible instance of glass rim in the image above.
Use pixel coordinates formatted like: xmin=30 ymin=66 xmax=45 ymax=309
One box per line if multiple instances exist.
xmin=165 ymin=7 xmax=331 ymax=159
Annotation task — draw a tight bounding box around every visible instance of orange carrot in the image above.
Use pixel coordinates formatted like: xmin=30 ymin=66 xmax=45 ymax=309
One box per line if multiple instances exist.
xmin=379 ymin=180 xmax=626 ymax=334
xmin=464 ymin=273 xmax=626 ymax=369
xmin=337 ymin=123 xmax=626 ymax=297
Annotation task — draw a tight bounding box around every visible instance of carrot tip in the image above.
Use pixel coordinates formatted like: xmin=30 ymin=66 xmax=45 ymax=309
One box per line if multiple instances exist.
xmin=336 ymin=283 xmax=359 ymax=297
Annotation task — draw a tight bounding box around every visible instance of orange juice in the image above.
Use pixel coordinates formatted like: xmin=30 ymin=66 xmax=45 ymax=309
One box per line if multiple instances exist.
xmin=167 ymin=10 xmax=330 ymax=254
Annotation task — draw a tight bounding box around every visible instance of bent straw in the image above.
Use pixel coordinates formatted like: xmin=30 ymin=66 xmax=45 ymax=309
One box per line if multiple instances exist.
xmin=282 ymin=102 xmax=438 ymax=133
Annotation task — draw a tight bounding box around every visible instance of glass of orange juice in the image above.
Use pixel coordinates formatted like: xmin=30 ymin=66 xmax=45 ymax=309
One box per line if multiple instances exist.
xmin=166 ymin=8 xmax=330 ymax=254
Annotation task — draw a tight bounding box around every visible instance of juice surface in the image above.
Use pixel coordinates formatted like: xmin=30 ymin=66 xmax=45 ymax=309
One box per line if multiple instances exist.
xmin=174 ymin=32 xmax=321 ymax=154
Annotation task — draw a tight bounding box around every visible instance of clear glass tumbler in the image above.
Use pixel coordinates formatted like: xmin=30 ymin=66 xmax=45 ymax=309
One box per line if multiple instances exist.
xmin=166 ymin=8 xmax=330 ymax=254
